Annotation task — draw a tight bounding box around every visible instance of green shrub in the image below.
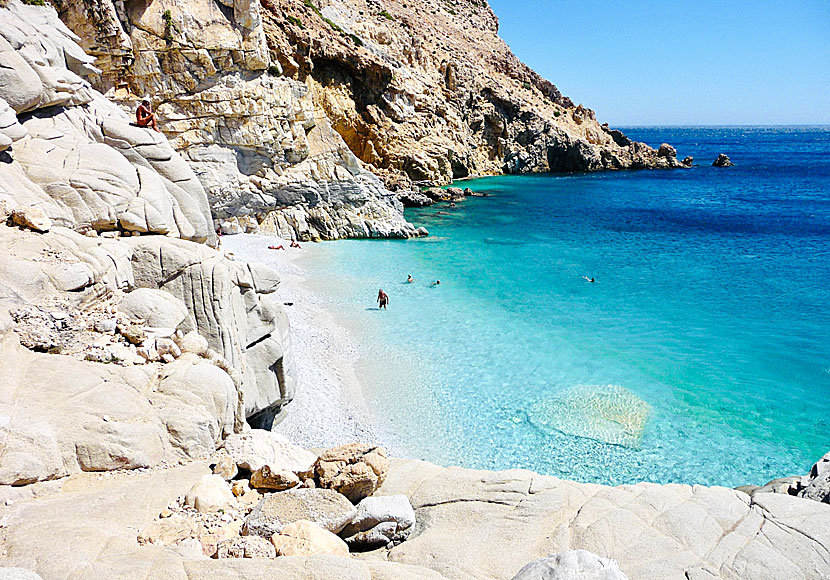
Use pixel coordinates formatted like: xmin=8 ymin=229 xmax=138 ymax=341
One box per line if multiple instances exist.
xmin=348 ymin=33 xmax=363 ymax=47
xmin=287 ymin=15 xmax=304 ymax=28
xmin=323 ymin=17 xmax=342 ymax=32
xmin=378 ymin=10 xmax=395 ymax=20
xmin=267 ymin=64 xmax=281 ymax=76
xmin=162 ymin=9 xmax=173 ymax=39
xmin=22 ymin=0 xmax=46 ymax=5
xmin=554 ymin=111 xmax=560 ymax=117
xmin=522 ymin=81 xmax=532 ymax=90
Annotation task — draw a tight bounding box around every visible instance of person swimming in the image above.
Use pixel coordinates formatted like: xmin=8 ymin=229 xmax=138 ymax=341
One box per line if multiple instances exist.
xmin=431 ymin=280 xmax=441 ymax=287
xmin=582 ymin=276 xmax=596 ymax=283
xmin=377 ymin=289 xmax=389 ymax=310
xmin=406 ymin=274 xmax=414 ymax=283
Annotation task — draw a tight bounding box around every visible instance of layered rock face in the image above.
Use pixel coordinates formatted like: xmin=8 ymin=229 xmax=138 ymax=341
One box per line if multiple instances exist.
xmin=0 ymin=1 xmax=296 ymax=486
xmin=0 ymin=1 xmax=215 ymax=243
xmin=53 ymin=0 xmax=688 ymax=242
xmin=261 ymin=0 xmax=690 ymax=189
xmin=53 ymin=0 xmax=418 ymax=241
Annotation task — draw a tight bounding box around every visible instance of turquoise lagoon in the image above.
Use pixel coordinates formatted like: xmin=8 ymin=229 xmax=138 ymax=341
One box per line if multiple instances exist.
xmin=299 ymin=127 xmax=830 ymax=487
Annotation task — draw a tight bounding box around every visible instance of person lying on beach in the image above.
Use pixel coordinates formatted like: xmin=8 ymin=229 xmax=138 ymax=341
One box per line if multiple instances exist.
xmin=377 ymin=289 xmax=389 ymax=310
xmin=135 ymin=100 xmax=160 ymax=132
xmin=290 ymin=240 xmax=301 ymax=248
xmin=583 ymin=276 xmax=596 ymax=283
xmin=407 ymin=274 xmax=414 ymax=283
xmin=268 ymin=245 xmax=285 ymax=251
xmin=431 ymin=280 xmax=441 ymax=287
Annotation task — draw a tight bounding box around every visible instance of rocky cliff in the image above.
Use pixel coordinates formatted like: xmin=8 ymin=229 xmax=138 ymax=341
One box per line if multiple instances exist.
xmin=52 ymin=0 xmax=420 ymax=241
xmin=262 ymin=0 xmax=691 ymax=188
xmin=51 ymin=0 xmax=688 ymax=241
xmin=0 ymin=0 xmax=296 ymax=486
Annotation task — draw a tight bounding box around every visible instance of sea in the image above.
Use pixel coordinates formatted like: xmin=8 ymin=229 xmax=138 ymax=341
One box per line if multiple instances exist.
xmin=297 ymin=127 xmax=830 ymax=487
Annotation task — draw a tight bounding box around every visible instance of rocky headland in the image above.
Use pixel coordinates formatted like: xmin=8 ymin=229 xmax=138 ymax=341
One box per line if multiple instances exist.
xmin=0 ymin=1 xmax=826 ymax=579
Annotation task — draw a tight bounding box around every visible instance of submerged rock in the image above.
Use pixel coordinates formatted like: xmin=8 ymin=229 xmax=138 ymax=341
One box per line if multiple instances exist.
xmin=530 ymin=385 xmax=651 ymax=448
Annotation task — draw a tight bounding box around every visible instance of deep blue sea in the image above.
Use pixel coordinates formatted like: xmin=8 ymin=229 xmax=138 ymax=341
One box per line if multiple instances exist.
xmin=302 ymin=127 xmax=830 ymax=487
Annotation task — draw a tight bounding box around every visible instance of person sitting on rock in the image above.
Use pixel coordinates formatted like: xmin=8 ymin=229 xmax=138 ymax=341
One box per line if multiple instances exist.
xmin=290 ymin=240 xmax=302 ymax=249
xmin=268 ymin=244 xmax=285 ymax=251
xmin=136 ymin=100 xmax=160 ymax=132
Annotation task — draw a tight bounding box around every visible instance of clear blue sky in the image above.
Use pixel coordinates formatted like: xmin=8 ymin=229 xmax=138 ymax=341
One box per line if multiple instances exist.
xmin=487 ymin=0 xmax=830 ymax=126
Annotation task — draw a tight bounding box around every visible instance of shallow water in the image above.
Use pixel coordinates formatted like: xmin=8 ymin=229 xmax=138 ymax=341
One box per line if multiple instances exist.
xmin=298 ymin=127 xmax=830 ymax=487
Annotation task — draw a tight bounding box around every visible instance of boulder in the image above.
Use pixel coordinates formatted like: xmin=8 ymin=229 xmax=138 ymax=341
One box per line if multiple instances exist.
xmin=216 ymin=536 xmax=276 ymax=559
xmin=511 ymin=550 xmax=628 ymax=580
xmin=242 ymin=488 xmax=356 ymax=537
xmin=422 ymin=187 xmax=452 ymax=202
xmin=340 ymin=494 xmax=416 ymax=548
xmin=220 ymin=221 xmax=244 ymax=235
xmin=211 ymin=450 xmax=238 ymax=481
xmin=445 ymin=187 xmax=465 ymax=200
xmin=398 ymin=191 xmax=434 ymax=207
xmin=712 ymin=153 xmax=734 ymax=167
xmin=270 ymin=520 xmax=350 ymax=558
xmin=681 ymin=156 xmax=694 ymax=167
xmin=177 ymin=331 xmax=210 ymax=355
xmin=119 ymin=288 xmax=188 ymax=329
xmin=10 ymin=207 xmax=52 ymax=233
xmin=223 ymin=430 xmax=316 ymax=473
xmin=314 ymin=443 xmax=390 ymax=503
xmin=185 ymin=474 xmax=236 ymax=513
xmin=657 ymin=143 xmax=677 ymax=159
xmin=250 ymin=465 xmax=301 ymax=491
xmin=799 ymin=451 xmax=830 ymax=503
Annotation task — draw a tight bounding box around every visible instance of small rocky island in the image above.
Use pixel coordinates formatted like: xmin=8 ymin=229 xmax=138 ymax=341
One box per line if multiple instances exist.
xmin=0 ymin=1 xmax=827 ymax=579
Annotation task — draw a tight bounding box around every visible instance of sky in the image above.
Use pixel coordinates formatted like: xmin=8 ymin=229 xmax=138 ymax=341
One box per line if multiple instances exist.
xmin=486 ymin=0 xmax=830 ymax=126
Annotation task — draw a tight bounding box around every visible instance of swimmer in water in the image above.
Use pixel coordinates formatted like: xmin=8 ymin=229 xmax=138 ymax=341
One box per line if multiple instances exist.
xmin=431 ymin=280 xmax=441 ymax=287
xmin=582 ymin=276 xmax=596 ymax=283
xmin=406 ymin=274 xmax=414 ymax=283
xmin=377 ymin=289 xmax=389 ymax=310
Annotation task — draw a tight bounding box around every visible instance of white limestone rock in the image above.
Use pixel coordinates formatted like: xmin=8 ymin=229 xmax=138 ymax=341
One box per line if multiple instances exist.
xmin=185 ymin=474 xmax=236 ymax=514
xmin=119 ymin=288 xmax=188 ymax=329
xmin=340 ymin=494 xmax=416 ymax=548
xmin=10 ymin=207 xmax=52 ymax=233
xmin=511 ymin=551 xmax=628 ymax=580
xmin=222 ymin=430 xmax=316 ymax=474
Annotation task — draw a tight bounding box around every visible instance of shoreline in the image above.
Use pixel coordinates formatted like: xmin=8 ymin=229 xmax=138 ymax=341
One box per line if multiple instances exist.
xmin=222 ymin=234 xmax=390 ymax=451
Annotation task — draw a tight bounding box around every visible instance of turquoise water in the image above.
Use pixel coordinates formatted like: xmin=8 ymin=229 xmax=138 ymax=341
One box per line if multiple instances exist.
xmin=302 ymin=127 xmax=830 ymax=487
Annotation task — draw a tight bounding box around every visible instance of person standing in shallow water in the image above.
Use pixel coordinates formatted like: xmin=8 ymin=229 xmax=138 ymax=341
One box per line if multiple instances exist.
xmin=377 ymin=289 xmax=389 ymax=310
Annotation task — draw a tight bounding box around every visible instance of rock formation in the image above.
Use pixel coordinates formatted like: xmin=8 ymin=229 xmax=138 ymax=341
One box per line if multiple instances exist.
xmin=0 ymin=0 xmax=297 ymax=487
xmin=50 ymin=0 xmax=690 ymax=242
xmin=712 ymin=153 xmax=734 ymax=167
xmin=260 ymin=0 xmax=692 ymax=187
xmin=51 ymin=0 xmax=419 ymax=241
